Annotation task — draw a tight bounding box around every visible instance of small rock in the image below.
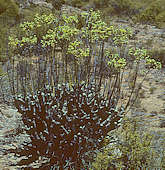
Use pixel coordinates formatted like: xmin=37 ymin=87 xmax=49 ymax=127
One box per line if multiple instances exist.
xmin=148 ymin=112 xmax=157 ymax=117
xmin=157 ymin=94 xmax=165 ymax=101
xmin=160 ymin=120 xmax=165 ymax=128
xmin=0 ymin=108 xmax=19 ymax=118
xmin=161 ymin=33 xmax=165 ymax=39
xmin=116 ymin=19 xmax=129 ymax=23
xmin=139 ymin=89 xmax=146 ymax=98
xmin=149 ymin=86 xmax=157 ymax=94
xmin=32 ymin=1 xmax=53 ymax=9
xmin=163 ymin=103 xmax=165 ymax=109
xmin=159 ymin=79 xmax=165 ymax=85
xmin=158 ymin=115 xmax=165 ymax=119
xmin=132 ymin=111 xmax=145 ymax=117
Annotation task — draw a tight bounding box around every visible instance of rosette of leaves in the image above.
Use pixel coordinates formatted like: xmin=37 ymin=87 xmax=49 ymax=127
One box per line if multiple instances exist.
xmin=9 ymin=82 xmax=124 ymax=169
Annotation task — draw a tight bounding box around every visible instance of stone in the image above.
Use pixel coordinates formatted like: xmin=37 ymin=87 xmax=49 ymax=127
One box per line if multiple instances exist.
xmin=30 ymin=0 xmax=53 ymax=9
xmin=160 ymin=120 xmax=165 ymax=128
xmin=0 ymin=108 xmax=19 ymax=118
xmin=139 ymin=89 xmax=146 ymax=98
xmin=149 ymin=86 xmax=157 ymax=94
xmin=61 ymin=5 xmax=83 ymax=15
xmin=132 ymin=111 xmax=145 ymax=117
xmin=161 ymin=33 xmax=165 ymax=38
xmin=17 ymin=0 xmax=53 ymax=9
xmin=157 ymin=94 xmax=165 ymax=101
xmin=158 ymin=114 xmax=165 ymax=119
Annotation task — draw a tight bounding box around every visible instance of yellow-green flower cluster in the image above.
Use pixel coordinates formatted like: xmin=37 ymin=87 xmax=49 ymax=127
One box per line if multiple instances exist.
xmin=19 ymin=13 xmax=56 ymax=32
xmin=57 ymin=25 xmax=79 ymax=41
xmin=107 ymin=53 xmax=126 ymax=69
xmin=20 ymin=21 xmax=35 ymax=32
xmin=7 ymin=9 xmax=162 ymax=74
xmin=62 ymin=14 xmax=79 ymax=25
xmin=67 ymin=40 xmax=89 ymax=62
xmin=129 ymin=47 xmax=147 ymax=60
xmin=79 ymin=10 xmax=132 ymax=44
xmin=20 ymin=35 xmax=37 ymax=46
xmin=80 ymin=10 xmax=115 ymax=42
xmin=33 ymin=13 xmax=56 ymax=27
xmin=87 ymin=9 xmax=101 ymax=23
xmin=8 ymin=36 xmax=20 ymax=48
xmin=8 ymin=35 xmax=37 ymax=48
xmin=9 ymin=13 xmax=57 ymax=50
xmin=90 ymin=21 xmax=113 ymax=41
xmin=41 ymin=29 xmax=57 ymax=47
xmin=128 ymin=47 xmax=162 ymax=69
xmin=112 ymin=27 xmax=132 ymax=46
xmin=146 ymin=56 xmax=162 ymax=69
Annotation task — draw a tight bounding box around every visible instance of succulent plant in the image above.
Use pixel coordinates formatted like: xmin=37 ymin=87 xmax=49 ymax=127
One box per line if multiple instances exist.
xmin=10 ymin=82 xmax=124 ymax=169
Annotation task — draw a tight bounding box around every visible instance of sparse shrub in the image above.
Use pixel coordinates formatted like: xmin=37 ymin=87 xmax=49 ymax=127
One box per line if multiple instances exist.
xmin=0 ymin=0 xmax=20 ymax=61
xmin=155 ymin=11 xmax=165 ymax=28
xmin=0 ymin=0 xmax=19 ymax=19
xmin=0 ymin=25 xmax=8 ymax=62
xmin=19 ymin=5 xmax=53 ymax=22
xmin=107 ymin=0 xmax=141 ymax=16
xmin=134 ymin=0 xmax=165 ymax=26
xmin=90 ymin=117 xmax=156 ymax=169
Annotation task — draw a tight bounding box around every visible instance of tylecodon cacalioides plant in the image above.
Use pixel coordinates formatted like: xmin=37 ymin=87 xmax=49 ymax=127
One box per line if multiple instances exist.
xmin=7 ymin=8 xmax=162 ymax=169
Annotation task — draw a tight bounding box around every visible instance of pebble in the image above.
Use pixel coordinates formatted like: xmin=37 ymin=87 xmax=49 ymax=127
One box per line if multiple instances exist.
xmin=131 ymin=111 xmax=158 ymax=117
xmin=158 ymin=115 xmax=165 ymax=119
xmin=157 ymin=94 xmax=165 ymax=101
xmin=160 ymin=120 xmax=165 ymax=128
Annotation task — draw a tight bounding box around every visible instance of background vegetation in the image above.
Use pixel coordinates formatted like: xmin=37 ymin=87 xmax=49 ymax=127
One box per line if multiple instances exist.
xmin=45 ymin=0 xmax=165 ymax=27
xmin=0 ymin=0 xmax=19 ymax=62
xmin=90 ymin=117 xmax=158 ymax=169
